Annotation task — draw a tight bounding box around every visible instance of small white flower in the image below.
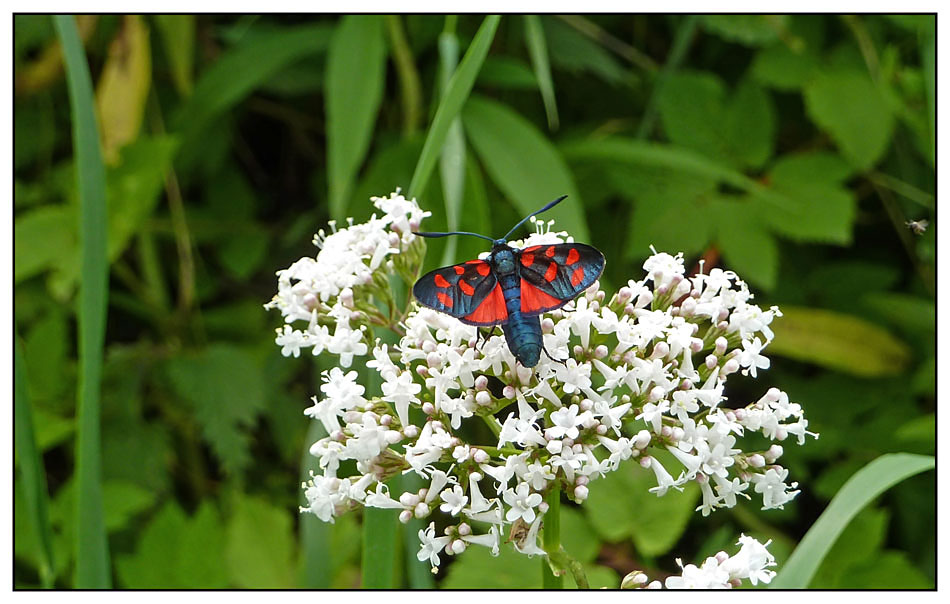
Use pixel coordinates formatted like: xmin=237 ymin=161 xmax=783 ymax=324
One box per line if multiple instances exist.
xmin=502 ymin=482 xmax=543 ymax=523
xmin=439 ymin=485 xmax=468 ymax=516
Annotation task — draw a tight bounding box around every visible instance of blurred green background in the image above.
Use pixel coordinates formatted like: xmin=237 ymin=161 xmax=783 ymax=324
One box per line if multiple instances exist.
xmin=14 ymin=14 xmax=934 ymax=589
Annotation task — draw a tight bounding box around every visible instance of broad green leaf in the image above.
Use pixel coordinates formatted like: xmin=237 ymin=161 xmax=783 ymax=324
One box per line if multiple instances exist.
xmin=164 ymin=345 xmax=266 ymax=475
xmin=700 ymin=15 xmax=789 ymax=46
xmin=325 ymin=15 xmax=387 ymax=220
xmin=299 ymin=421 xmax=330 ymax=588
xmin=153 ymin=15 xmax=194 ymax=96
xmin=409 ymin=15 xmax=500 ymax=198
xmin=764 ymin=151 xmax=857 ymax=244
xmin=14 ymin=334 xmax=55 ymax=587
xmin=348 ymin=137 xmax=424 ymax=225
xmin=804 ymin=68 xmax=895 ymax=171
xmin=585 ymin=456 xmax=699 ymax=556
xmin=32 ymin=408 xmax=75 ymax=452
xmin=117 ymin=501 xmax=228 ymax=588
xmin=95 ymin=15 xmax=151 ymax=163
xmin=462 ymin=95 xmax=589 ymax=242
xmin=845 ymin=551 xmax=933 ymax=589
xmin=14 ymin=205 xmax=75 ymax=283
xmin=560 ymin=505 xmax=600 ymax=564
xmin=362 ymin=506 xmax=399 ymax=588
xmin=612 ymin=165 xmax=716 ymax=257
xmin=227 ymin=495 xmax=296 ymax=588
xmin=658 ymin=72 xmax=775 ymax=169
xmin=771 ymin=453 xmax=934 ymax=588
xmin=711 ymin=197 xmax=779 ymax=290
xmin=751 ymin=43 xmax=819 ymax=90
xmin=524 ymin=15 xmax=559 ymax=130
xmin=54 ymin=14 xmax=111 ymax=588
xmin=560 ymin=137 xmax=792 ymax=211
xmin=861 ymin=292 xmax=935 ymax=336
xmin=442 ymin=540 xmax=541 ymax=588
xmin=767 ymin=306 xmax=911 ymax=376
xmin=23 ymin=309 xmax=69 ymax=403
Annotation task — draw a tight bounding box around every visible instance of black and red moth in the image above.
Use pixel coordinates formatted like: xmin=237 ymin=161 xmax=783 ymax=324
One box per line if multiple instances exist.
xmin=413 ymin=196 xmax=605 ymax=368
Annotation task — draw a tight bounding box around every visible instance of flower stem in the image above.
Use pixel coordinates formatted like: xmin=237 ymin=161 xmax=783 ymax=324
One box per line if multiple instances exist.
xmin=542 ymin=490 xmax=563 ymax=589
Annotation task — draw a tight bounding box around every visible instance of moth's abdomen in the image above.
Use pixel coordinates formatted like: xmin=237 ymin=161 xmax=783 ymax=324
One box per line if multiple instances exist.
xmin=499 ymin=273 xmax=542 ymax=367
xmin=503 ymin=316 xmax=542 ymax=367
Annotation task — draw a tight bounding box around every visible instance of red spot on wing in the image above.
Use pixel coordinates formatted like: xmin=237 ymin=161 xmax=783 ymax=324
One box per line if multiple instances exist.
xmin=434 ymin=274 xmax=451 ymax=288
xmin=454 ymin=265 xmax=465 ymax=275
xmin=476 ymin=262 xmax=490 ymax=276
xmin=464 ymin=284 xmax=507 ymax=324
xmin=545 ymin=246 xmax=556 ymax=257
xmin=521 ymin=253 xmax=535 ymax=267
xmin=544 ymin=262 xmax=558 ymax=282
xmin=436 ymin=292 xmax=454 ymax=308
xmin=566 ymin=248 xmax=580 ymax=265
xmin=521 ymin=280 xmax=564 ymax=313
xmin=459 ymin=280 xmax=474 ymax=296
xmin=570 ymin=266 xmax=585 ymax=286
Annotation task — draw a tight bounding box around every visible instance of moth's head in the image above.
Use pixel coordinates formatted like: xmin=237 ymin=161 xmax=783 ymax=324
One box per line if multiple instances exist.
xmin=490 ymin=242 xmax=516 ymax=274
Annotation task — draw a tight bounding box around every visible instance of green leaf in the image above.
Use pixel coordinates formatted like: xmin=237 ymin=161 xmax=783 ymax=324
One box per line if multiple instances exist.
xmin=153 ymin=15 xmax=195 ymax=96
xmin=14 ymin=333 xmax=55 ymax=587
xmin=751 ymin=43 xmax=819 ymax=90
xmin=767 ymin=306 xmax=912 ymax=377
xmin=764 ymin=152 xmax=857 ymax=244
xmin=804 ymin=68 xmax=895 ymax=171
xmin=560 ymin=505 xmax=600 ymax=564
xmin=700 ymin=15 xmax=789 ymax=46
xmin=14 ymin=204 xmax=75 ymax=283
xmin=227 ymin=495 xmax=296 ymax=588
xmin=326 ymin=15 xmax=388 ymax=220
xmin=810 ymin=508 xmax=888 ymax=587
xmin=164 ymin=345 xmax=266 ymax=476
xmin=844 ymin=551 xmax=933 ymax=589
xmin=585 ymin=456 xmax=699 ymax=556
xmin=409 ymin=15 xmax=501 ymax=198
xmin=523 ymin=15 xmax=558 ymax=130
xmin=712 ymin=197 xmax=779 ymax=290
xmin=657 ymin=72 xmax=775 ymax=169
xmin=462 ymin=95 xmax=589 ymax=242
xmin=299 ymin=421 xmax=331 ymax=588
xmin=560 ymin=137 xmax=792 ymax=211
xmin=54 ymin=14 xmax=112 ymax=588
xmin=442 ymin=540 xmax=541 ymax=588
xmin=861 ymin=292 xmax=935 ymax=337
xmin=117 ymin=501 xmax=228 ymax=588
xmin=23 ymin=308 xmax=69 ymax=402
xmin=771 ymin=453 xmax=934 ymax=588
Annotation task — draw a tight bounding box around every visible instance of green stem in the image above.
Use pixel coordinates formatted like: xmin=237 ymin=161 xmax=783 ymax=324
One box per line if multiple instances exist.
xmin=542 ymin=490 xmax=563 ymax=588
xmin=385 ymin=15 xmax=423 ymax=137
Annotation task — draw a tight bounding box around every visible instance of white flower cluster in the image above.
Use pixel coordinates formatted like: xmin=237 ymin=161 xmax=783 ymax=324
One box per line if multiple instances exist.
xmin=623 ymin=534 xmax=777 ymax=589
xmin=265 ymin=190 xmax=430 ymax=367
xmin=270 ymin=192 xmax=817 ymax=577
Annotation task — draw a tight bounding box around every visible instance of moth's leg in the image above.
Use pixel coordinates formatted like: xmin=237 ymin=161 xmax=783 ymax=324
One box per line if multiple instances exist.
xmin=542 ymin=344 xmax=569 ymax=365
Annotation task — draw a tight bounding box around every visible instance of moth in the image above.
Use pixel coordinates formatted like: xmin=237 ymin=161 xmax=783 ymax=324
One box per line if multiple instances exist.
xmin=412 ymin=195 xmax=605 ymax=367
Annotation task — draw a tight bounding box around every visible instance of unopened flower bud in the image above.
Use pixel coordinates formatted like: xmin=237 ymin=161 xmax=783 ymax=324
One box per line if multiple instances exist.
xmin=715 ymin=337 xmax=728 ymax=355
xmin=403 ymin=425 xmax=419 ymax=438
xmin=621 ymin=571 xmax=649 ymax=589
xmin=705 ymin=354 xmax=718 ymax=369
xmin=634 ymin=430 xmax=652 ymax=449
xmin=766 ymin=444 xmax=784 ymax=463
xmin=421 ymin=402 xmax=435 ymax=415
xmin=541 ymin=317 xmax=555 ymax=333
xmin=474 ymin=375 xmax=488 ymax=390
xmin=473 ymin=449 xmax=489 ymax=464
xmin=538 ymin=501 xmax=549 ymax=514
xmin=475 ymin=391 xmax=492 ymax=407
xmin=546 ymin=439 xmax=563 ymax=454
xmin=502 ymin=385 xmax=516 ymax=399
xmin=748 ymin=454 xmax=766 ymax=467
xmin=722 ymin=359 xmax=740 ymax=375
xmin=594 ymin=345 xmax=608 ymax=359
xmin=574 ymin=485 xmax=589 ymax=501
xmin=426 ymin=352 xmax=442 ymax=368
xmin=399 ymin=510 xmax=413 ymax=524
xmin=414 ymin=502 xmax=428 ymax=518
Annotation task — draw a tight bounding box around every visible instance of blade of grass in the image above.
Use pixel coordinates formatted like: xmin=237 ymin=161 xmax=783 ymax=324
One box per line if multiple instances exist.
xmin=524 ymin=15 xmax=559 ymax=130
xmin=770 ymin=453 xmax=935 ymax=588
xmin=299 ymin=420 xmax=330 ymax=588
xmin=408 ymin=15 xmax=501 ymax=199
xmin=386 ymin=15 xmax=422 ymax=136
xmin=326 ymin=15 xmax=387 ymax=221
xmin=14 ymin=332 xmax=55 ymax=588
xmin=437 ymin=19 xmax=467 ymax=268
xmin=362 ymin=490 xmax=400 ymax=588
xmin=54 ymin=14 xmax=112 ymax=588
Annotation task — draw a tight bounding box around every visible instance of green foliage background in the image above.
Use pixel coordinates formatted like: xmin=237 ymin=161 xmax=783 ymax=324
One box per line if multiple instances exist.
xmin=14 ymin=14 xmax=935 ymax=589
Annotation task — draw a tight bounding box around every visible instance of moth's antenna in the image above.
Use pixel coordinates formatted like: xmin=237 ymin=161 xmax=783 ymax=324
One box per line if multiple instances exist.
xmin=415 ymin=230 xmax=495 ymax=243
xmin=502 ymin=195 xmax=568 ymax=241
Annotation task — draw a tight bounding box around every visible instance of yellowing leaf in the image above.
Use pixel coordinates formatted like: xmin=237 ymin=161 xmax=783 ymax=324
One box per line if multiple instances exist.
xmin=767 ymin=306 xmax=911 ymax=377
xmin=96 ymin=15 xmax=151 ymax=163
